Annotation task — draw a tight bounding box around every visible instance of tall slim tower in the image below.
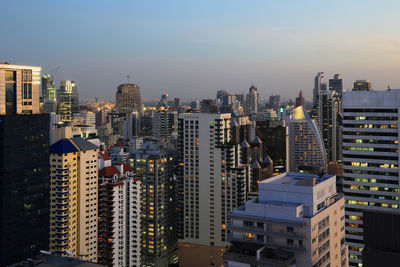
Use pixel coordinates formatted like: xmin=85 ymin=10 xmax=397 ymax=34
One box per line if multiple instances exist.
xmin=295 ymin=90 xmax=305 ymax=107
xmin=317 ymin=90 xmax=342 ymax=163
xmin=115 ymin=83 xmax=141 ymax=113
xmin=177 ymin=113 xmax=249 ymax=266
xmin=313 ymin=72 xmax=324 ymax=106
xmin=129 ymin=142 xmax=178 ymax=267
xmin=58 ymin=80 xmax=79 ymax=122
xmin=288 ymin=106 xmax=327 ymax=174
xmin=342 ymin=90 xmax=400 ymax=266
xmin=246 ymin=85 xmax=259 ymax=115
xmin=49 ymin=137 xmax=98 ymax=262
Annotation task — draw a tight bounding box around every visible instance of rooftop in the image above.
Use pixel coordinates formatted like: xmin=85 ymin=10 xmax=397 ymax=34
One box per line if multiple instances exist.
xmin=50 ymin=139 xmax=78 ymax=154
xmin=262 ymin=172 xmax=333 ymax=187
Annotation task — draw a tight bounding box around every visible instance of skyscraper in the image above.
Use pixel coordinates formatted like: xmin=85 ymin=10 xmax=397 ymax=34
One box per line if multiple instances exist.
xmin=115 ymin=83 xmax=141 ymax=113
xmin=0 ymin=63 xmax=50 ymax=265
xmin=98 ymin=151 xmax=141 ymax=266
xmin=177 ymin=113 xmax=249 ymax=267
xmin=152 ymin=110 xmax=178 ymax=142
xmin=0 ymin=63 xmax=41 ymax=115
xmin=0 ymin=114 xmax=50 ymax=265
xmin=329 ymin=74 xmax=343 ymax=94
xmin=58 ymin=80 xmax=79 ymax=122
xmin=353 ymin=80 xmax=372 ymax=91
xmin=129 ymin=142 xmax=178 ymax=267
xmin=42 ymin=74 xmax=57 ymax=102
xmin=313 ymin=72 xmax=324 ymax=106
xmin=225 ymin=172 xmax=348 ymax=267
xmin=295 ymin=90 xmax=305 ymax=107
xmin=317 ymin=90 xmax=342 ymax=163
xmin=268 ymin=94 xmax=281 ymax=111
xmin=288 ymin=106 xmax=326 ymax=173
xmin=342 ymin=90 xmax=400 ymax=266
xmin=246 ymin=85 xmax=258 ymax=115
xmin=49 ymin=137 xmax=98 ymax=261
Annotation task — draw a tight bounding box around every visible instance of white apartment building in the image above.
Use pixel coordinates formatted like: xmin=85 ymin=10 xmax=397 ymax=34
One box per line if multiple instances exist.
xmin=226 ymin=172 xmax=348 ymax=267
xmin=98 ymin=150 xmax=141 ymax=266
xmin=177 ymin=113 xmax=249 ymax=266
xmin=342 ymin=90 xmax=400 ymax=266
xmin=289 ymin=106 xmax=327 ymax=173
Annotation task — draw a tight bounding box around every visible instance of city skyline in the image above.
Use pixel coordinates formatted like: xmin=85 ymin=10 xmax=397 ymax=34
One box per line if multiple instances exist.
xmin=2 ymin=0 xmax=400 ymax=100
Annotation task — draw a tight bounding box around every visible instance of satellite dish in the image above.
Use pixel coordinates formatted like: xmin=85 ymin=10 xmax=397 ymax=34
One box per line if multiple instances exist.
xmin=40 ymin=250 xmax=52 ymax=255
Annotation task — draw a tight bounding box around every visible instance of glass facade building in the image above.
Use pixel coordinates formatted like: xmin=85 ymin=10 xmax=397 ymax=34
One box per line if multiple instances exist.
xmin=0 ymin=114 xmax=50 ymax=265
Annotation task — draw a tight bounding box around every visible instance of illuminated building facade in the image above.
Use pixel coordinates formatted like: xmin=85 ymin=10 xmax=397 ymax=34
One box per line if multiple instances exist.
xmin=288 ymin=106 xmax=327 ymax=174
xmin=342 ymin=90 xmax=400 ymax=266
xmin=0 ymin=63 xmax=41 ymax=115
xmin=129 ymin=142 xmax=178 ymax=267
xmin=98 ymin=151 xmax=141 ymax=266
xmin=115 ymin=83 xmax=141 ymax=113
xmin=58 ymin=80 xmax=79 ymax=122
xmin=49 ymin=138 xmax=98 ymax=262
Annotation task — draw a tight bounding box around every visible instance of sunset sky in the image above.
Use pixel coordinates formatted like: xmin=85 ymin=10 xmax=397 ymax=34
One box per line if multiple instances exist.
xmin=2 ymin=0 xmax=400 ymax=101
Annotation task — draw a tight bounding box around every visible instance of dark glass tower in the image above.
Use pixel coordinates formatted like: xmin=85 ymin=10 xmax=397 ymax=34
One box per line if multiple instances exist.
xmin=0 ymin=114 xmax=50 ymax=265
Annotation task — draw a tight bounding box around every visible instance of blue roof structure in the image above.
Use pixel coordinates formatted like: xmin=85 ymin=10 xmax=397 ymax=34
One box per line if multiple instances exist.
xmin=50 ymin=139 xmax=79 ymax=154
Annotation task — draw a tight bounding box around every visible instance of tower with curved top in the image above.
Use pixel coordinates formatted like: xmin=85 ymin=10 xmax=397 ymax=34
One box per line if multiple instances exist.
xmin=115 ymin=83 xmax=141 ymax=113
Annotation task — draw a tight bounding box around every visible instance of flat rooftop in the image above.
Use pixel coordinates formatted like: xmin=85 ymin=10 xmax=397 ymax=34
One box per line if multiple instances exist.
xmin=262 ymin=172 xmax=334 ymax=187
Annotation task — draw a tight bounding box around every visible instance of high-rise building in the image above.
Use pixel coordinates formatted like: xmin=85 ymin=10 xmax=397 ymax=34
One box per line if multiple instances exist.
xmin=115 ymin=83 xmax=141 ymax=113
xmin=288 ymin=106 xmax=326 ymax=173
xmin=317 ymin=90 xmax=342 ymax=163
xmin=268 ymin=94 xmax=281 ymax=111
xmin=329 ymin=74 xmax=343 ymax=94
xmin=129 ymin=142 xmax=178 ymax=267
xmin=353 ymin=80 xmax=372 ymax=91
xmin=0 ymin=63 xmax=41 ymax=115
xmin=152 ymin=110 xmax=178 ymax=142
xmin=246 ymin=85 xmax=259 ymax=115
xmin=255 ymin=120 xmax=289 ymax=175
xmin=190 ymin=100 xmax=200 ymax=111
xmin=177 ymin=113 xmax=249 ymax=267
xmin=295 ymin=90 xmax=305 ymax=107
xmin=58 ymin=80 xmax=79 ymax=122
xmin=0 ymin=114 xmax=50 ymax=265
xmin=224 ymin=172 xmax=348 ymax=267
xmin=98 ymin=151 xmax=141 ymax=266
xmin=41 ymin=74 xmax=57 ymax=113
xmin=160 ymin=88 xmax=169 ymax=106
xmin=342 ymin=90 xmax=400 ymax=266
xmin=49 ymin=137 xmax=98 ymax=261
xmin=313 ymin=72 xmax=324 ymax=106
xmin=201 ymin=99 xmax=218 ymax=113
xmin=124 ymin=111 xmax=140 ymax=141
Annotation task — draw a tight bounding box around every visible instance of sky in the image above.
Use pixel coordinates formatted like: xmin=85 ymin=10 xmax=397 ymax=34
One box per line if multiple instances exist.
xmin=2 ymin=0 xmax=400 ymax=102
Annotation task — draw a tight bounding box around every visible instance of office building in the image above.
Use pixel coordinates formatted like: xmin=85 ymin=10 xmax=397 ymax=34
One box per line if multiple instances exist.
xmin=160 ymin=88 xmax=168 ymax=106
xmin=225 ymin=172 xmax=348 ymax=267
xmin=0 ymin=114 xmax=50 ymax=265
xmin=177 ymin=113 xmax=249 ymax=267
xmin=246 ymin=85 xmax=258 ymax=115
xmin=342 ymin=90 xmax=400 ymax=266
xmin=152 ymin=110 xmax=178 ymax=142
xmin=124 ymin=111 xmax=140 ymax=141
xmin=288 ymin=106 xmax=326 ymax=174
xmin=129 ymin=142 xmax=178 ymax=267
xmin=352 ymin=80 xmax=372 ymax=91
xmin=49 ymin=138 xmax=98 ymax=262
xmin=95 ymin=109 xmax=108 ymax=128
xmin=115 ymin=83 xmax=141 ymax=113
xmin=98 ymin=151 xmax=141 ymax=266
xmin=255 ymin=119 xmax=289 ymax=175
xmin=41 ymin=74 xmax=57 ymax=113
xmin=313 ymin=72 xmax=324 ymax=106
xmin=295 ymin=90 xmax=305 ymax=107
xmin=0 ymin=63 xmax=41 ymax=115
xmin=58 ymin=80 xmax=79 ymax=122
xmin=329 ymin=74 xmax=343 ymax=95
xmin=268 ymin=94 xmax=281 ymax=111
xmin=201 ymin=99 xmax=218 ymax=113
xmin=362 ymin=211 xmax=400 ymax=267
xmin=317 ymin=90 xmax=342 ymax=163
